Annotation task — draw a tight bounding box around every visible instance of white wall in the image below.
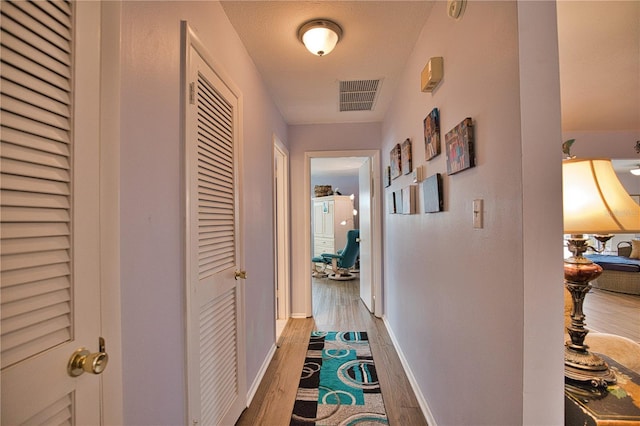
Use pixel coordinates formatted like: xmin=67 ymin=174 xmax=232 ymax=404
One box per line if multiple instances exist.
xmin=289 ymin=123 xmax=381 ymax=316
xmin=119 ymin=1 xmax=286 ymax=424
xmin=381 ymin=2 xmax=563 ymax=425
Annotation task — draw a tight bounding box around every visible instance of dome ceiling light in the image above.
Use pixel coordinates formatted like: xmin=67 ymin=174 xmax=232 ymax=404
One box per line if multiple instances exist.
xmin=298 ymin=19 xmax=342 ymax=57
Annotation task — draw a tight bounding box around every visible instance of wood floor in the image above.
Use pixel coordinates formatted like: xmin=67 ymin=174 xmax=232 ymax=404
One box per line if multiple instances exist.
xmin=236 ymin=277 xmax=428 ymax=426
xmin=236 ymin=279 xmax=638 ymax=425
xmin=583 ymin=288 xmax=640 ymax=343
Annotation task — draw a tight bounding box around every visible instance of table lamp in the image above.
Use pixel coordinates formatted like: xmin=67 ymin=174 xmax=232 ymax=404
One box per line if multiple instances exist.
xmin=563 ymin=158 xmax=640 ymax=388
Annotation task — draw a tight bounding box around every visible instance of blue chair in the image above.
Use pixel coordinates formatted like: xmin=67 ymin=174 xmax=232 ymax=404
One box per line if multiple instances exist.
xmin=312 ymin=229 xmax=360 ymax=280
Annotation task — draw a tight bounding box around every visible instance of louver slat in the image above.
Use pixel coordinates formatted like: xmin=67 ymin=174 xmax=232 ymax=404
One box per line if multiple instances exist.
xmin=196 ymin=72 xmax=235 ymax=279
xmin=199 ymin=289 xmax=238 ymax=426
xmin=21 ymin=392 xmax=73 ymax=426
xmin=0 ymin=0 xmax=73 ymax=371
xmin=339 ymin=79 xmax=381 ymax=112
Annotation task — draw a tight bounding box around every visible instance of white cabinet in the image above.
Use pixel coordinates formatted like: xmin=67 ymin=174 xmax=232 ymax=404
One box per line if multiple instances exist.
xmin=312 ymin=195 xmax=354 ymax=257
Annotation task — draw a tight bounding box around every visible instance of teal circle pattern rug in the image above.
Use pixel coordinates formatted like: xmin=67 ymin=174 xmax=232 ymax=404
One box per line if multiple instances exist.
xmin=290 ymin=331 xmax=389 ymax=425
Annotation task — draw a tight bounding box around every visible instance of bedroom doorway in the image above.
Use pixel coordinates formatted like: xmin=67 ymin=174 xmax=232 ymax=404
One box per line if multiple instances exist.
xmin=306 ymin=150 xmax=383 ymax=318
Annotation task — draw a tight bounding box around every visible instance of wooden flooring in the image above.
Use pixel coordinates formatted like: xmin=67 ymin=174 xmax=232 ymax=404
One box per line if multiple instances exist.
xmin=583 ymin=288 xmax=640 ymax=343
xmin=236 ymin=277 xmax=428 ymax=426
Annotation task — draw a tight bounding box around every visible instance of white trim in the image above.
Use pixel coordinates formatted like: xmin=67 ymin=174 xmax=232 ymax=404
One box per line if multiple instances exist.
xmin=290 ymin=313 xmax=308 ymax=319
xmin=382 ymin=317 xmax=437 ymax=426
xmin=304 ymin=150 xmax=384 ymax=318
xmin=246 ymin=343 xmax=277 ymax=406
xmin=273 ymin=136 xmax=291 ymax=325
xmin=99 ymin=1 xmax=123 ymax=424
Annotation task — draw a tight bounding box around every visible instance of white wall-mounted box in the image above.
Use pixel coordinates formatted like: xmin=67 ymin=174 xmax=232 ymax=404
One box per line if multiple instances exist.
xmin=421 ymin=57 xmax=444 ymax=92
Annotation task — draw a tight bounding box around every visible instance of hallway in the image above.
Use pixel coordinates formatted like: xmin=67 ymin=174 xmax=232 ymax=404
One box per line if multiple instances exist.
xmin=236 ymin=277 xmax=428 ymax=425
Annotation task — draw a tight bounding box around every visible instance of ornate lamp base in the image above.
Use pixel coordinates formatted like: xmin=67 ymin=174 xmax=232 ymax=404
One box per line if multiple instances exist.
xmin=565 ymin=347 xmax=616 ymax=388
xmin=564 ymin=235 xmax=616 ymax=389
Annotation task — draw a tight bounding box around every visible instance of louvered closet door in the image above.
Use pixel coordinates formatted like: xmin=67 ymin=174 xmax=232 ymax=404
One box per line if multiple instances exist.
xmin=1 ymin=1 xmax=104 ymax=424
xmin=185 ymin=41 xmax=246 ymax=426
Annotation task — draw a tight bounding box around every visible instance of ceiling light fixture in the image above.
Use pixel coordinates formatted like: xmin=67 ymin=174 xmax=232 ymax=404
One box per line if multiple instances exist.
xmin=298 ymin=19 xmax=342 ymax=57
xmin=631 ymin=164 xmax=640 ymax=176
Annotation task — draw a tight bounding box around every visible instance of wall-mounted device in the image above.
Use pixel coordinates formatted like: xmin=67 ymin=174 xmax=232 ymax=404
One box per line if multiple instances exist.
xmin=447 ymin=0 xmax=466 ymax=20
xmin=412 ymin=165 xmax=423 ymax=183
xmin=421 ymin=57 xmax=443 ymax=93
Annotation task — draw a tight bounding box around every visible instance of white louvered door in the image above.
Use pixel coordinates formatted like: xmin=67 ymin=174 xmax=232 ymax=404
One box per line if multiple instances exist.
xmin=1 ymin=1 xmax=104 ymax=424
xmin=184 ymin=31 xmax=246 ymax=426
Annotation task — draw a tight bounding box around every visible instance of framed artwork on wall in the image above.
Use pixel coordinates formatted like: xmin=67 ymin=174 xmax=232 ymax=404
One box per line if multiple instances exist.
xmin=401 ymin=138 xmax=412 ymax=175
xmin=394 ymin=189 xmax=403 ymax=214
xmin=386 ymin=191 xmax=397 ymax=214
xmin=422 ymin=173 xmax=443 ymax=213
xmin=445 ymin=117 xmax=475 ymax=175
xmin=384 ymin=166 xmax=391 ymax=187
xmin=390 ymin=143 xmax=402 ymax=179
xmin=424 ymin=108 xmax=441 ymax=161
xmin=402 ymin=185 xmax=416 ymax=214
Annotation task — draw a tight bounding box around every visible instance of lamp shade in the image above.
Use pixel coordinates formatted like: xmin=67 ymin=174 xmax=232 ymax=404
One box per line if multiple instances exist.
xmin=563 ymin=158 xmax=640 ymax=234
xmin=298 ymin=20 xmax=342 ymax=56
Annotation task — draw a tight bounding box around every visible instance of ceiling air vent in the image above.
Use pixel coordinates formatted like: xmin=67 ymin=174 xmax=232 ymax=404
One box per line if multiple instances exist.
xmin=339 ymin=79 xmax=381 ymax=112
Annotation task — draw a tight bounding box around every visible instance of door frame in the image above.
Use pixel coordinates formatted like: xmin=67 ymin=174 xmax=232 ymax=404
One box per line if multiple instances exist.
xmin=303 ymin=150 xmax=383 ymax=318
xmin=100 ymin=2 xmax=124 ymax=423
xmin=273 ymin=136 xmax=290 ymax=324
xmin=181 ymin=21 xmax=247 ymax=425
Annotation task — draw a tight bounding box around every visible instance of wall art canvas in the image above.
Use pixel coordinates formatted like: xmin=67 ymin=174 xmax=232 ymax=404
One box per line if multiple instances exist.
xmin=394 ymin=189 xmax=403 ymax=214
xmin=424 ymin=108 xmax=441 ymax=161
xmin=386 ymin=191 xmax=397 ymax=214
xmin=401 ymin=138 xmax=412 ymax=175
xmin=390 ymin=144 xmax=402 ymax=179
xmin=445 ymin=117 xmax=475 ymax=175
xmin=402 ymin=185 xmax=416 ymax=215
xmin=422 ymin=173 xmax=443 ymax=213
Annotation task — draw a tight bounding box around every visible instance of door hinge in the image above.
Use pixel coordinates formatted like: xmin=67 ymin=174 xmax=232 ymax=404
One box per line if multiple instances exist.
xmin=189 ymin=82 xmax=195 ymax=105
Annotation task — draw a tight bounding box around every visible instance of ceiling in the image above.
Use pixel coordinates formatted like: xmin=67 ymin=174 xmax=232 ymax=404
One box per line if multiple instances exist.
xmin=221 ymin=1 xmax=639 ymax=176
xmin=221 ymin=1 xmax=639 ymax=132
xmin=220 ymin=1 xmax=433 ymax=125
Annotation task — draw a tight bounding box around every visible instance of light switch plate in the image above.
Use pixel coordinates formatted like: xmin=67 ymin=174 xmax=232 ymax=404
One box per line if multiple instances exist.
xmin=473 ymin=199 xmax=483 ymax=228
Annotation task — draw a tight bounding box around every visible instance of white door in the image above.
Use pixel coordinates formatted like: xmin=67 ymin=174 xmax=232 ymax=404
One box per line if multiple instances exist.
xmin=358 ymin=158 xmax=373 ymax=312
xmin=1 ymin=1 xmax=105 ymax=424
xmin=184 ymin=26 xmax=247 ymax=426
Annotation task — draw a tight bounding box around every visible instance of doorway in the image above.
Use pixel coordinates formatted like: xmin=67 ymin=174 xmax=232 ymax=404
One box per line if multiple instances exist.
xmin=305 ymin=150 xmax=383 ymax=318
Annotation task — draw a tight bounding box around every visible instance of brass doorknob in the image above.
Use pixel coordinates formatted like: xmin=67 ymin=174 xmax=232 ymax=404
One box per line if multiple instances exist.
xmin=67 ymin=337 xmax=109 ymax=377
xmin=234 ymin=270 xmax=247 ymax=280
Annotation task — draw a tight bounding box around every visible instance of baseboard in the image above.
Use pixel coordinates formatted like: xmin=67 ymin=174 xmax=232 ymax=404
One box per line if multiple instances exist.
xmin=246 ymin=342 xmax=277 ymax=406
xmin=382 ymin=316 xmax=438 ymax=426
xmin=290 ymin=313 xmax=308 ymax=319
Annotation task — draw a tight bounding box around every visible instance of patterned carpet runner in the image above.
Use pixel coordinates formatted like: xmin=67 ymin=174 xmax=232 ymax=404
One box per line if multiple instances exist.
xmin=290 ymin=331 xmax=389 ymax=425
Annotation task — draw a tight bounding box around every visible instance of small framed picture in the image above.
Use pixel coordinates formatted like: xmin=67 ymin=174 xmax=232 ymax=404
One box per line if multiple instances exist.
xmin=384 ymin=166 xmax=391 ymax=187
xmin=445 ymin=117 xmax=475 ymax=175
xmin=422 ymin=173 xmax=443 ymax=213
xmin=402 ymin=185 xmax=416 ymax=214
xmin=401 ymin=138 xmax=412 ymax=175
xmin=390 ymin=143 xmax=402 ymax=179
xmin=387 ymin=191 xmax=397 ymax=214
xmin=394 ymin=189 xmax=403 ymax=214
xmin=424 ymin=108 xmax=441 ymax=161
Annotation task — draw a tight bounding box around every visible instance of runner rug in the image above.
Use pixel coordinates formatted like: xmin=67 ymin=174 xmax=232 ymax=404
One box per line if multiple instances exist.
xmin=290 ymin=331 xmax=389 ymax=425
